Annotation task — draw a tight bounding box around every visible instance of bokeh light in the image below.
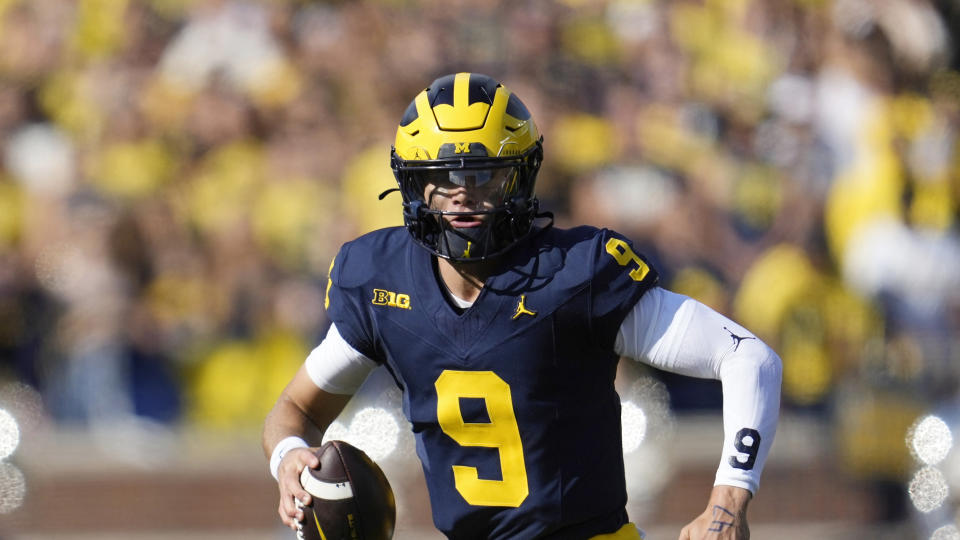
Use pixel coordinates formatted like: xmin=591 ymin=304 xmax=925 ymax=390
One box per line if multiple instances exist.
xmin=909 ymin=466 xmax=950 ymax=513
xmin=347 ymin=407 xmax=400 ymax=461
xmin=910 ymin=415 xmax=954 ymax=466
xmin=0 ymin=462 xmax=26 ymax=514
xmin=621 ymin=376 xmax=674 ymax=440
xmin=323 ymin=407 xmax=399 ymax=462
xmin=931 ymin=525 xmax=960 ymax=540
xmin=0 ymin=409 xmax=20 ymax=461
xmin=0 ymin=382 xmax=45 ymax=434
xmin=621 ymin=400 xmax=648 ymax=453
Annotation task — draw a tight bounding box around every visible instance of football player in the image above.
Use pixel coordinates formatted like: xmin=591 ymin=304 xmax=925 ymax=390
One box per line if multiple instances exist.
xmin=263 ymin=73 xmax=781 ymax=539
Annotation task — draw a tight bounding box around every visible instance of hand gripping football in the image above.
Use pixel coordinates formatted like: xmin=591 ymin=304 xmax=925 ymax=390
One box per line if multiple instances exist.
xmin=295 ymin=440 xmax=396 ymax=540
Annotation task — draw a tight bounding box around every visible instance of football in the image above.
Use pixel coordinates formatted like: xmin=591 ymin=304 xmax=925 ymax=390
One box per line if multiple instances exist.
xmin=295 ymin=440 xmax=396 ymax=540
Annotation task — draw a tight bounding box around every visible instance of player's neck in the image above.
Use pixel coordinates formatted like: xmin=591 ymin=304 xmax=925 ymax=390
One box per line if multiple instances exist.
xmin=435 ymin=257 xmax=495 ymax=303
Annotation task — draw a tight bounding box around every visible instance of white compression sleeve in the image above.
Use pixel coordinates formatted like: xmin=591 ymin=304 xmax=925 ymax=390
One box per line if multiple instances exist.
xmin=615 ymin=287 xmax=782 ymax=494
xmin=304 ymin=322 xmax=378 ymax=395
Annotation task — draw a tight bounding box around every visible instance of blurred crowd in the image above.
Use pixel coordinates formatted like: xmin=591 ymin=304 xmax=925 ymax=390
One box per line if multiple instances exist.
xmin=0 ymin=0 xmax=959 ymax=523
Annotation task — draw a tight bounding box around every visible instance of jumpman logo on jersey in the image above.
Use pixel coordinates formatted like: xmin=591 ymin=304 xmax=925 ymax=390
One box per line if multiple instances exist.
xmin=512 ymin=295 xmax=537 ymax=320
xmin=724 ymin=326 xmax=756 ymax=351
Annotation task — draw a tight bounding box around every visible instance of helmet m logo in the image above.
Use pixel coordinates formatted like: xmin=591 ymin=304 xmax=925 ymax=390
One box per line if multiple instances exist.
xmin=454 ymin=142 xmax=470 ymax=154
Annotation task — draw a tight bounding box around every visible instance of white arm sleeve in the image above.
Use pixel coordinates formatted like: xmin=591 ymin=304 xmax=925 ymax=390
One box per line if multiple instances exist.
xmin=615 ymin=286 xmax=782 ymax=494
xmin=304 ymin=322 xmax=378 ymax=395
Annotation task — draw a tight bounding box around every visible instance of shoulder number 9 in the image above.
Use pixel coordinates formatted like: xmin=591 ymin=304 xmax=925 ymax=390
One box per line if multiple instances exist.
xmin=435 ymin=370 xmax=529 ymax=507
xmin=605 ymin=238 xmax=650 ymax=282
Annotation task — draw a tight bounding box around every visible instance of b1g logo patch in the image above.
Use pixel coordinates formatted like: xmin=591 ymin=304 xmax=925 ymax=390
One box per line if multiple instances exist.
xmin=371 ymin=288 xmax=412 ymax=310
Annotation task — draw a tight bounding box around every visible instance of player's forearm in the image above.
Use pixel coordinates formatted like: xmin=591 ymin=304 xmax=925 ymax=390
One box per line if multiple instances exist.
xmin=262 ymin=393 xmax=325 ymax=458
xmin=707 ymin=484 xmax=751 ymax=516
xmin=715 ymin=342 xmax=781 ymax=493
xmin=263 ymin=364 xmax=354 ymax=459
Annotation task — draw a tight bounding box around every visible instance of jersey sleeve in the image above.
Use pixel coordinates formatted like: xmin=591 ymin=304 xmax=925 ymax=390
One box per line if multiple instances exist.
xmin=616 ymin=287 xmax=782 ymax=494
xmin=324 ymin=243 xmax=380 ymax=361
xmin=589 ymin=229 xmax=659 ymax=347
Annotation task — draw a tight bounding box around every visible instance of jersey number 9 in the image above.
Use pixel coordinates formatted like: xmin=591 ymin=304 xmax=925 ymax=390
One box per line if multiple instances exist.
xmin=605 ymin=238 xmax=651 ymax=282
xmin=435 ymin=370 xmax=529 ymax=507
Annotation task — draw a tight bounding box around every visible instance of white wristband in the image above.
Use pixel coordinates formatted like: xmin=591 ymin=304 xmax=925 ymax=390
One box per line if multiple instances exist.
xmin=270 ymin=436 xmax=309 ymax=481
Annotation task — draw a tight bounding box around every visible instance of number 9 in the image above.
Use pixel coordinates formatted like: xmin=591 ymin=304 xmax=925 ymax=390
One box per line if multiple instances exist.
xmin=605 ymin=238 xmax=651 ymax=282
xmin=435 ymin=370 xmax=529 ymax=507
xmin=729 ymin=428 xmax=761 ymax=470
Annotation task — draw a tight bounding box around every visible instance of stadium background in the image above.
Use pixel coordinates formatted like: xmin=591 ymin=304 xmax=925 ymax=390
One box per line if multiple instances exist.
xmin=0 ymin=0 xmax=959 ymax=538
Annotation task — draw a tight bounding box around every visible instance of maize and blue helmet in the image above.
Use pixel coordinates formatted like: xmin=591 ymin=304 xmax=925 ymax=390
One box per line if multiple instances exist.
xmin=390 ymin=73 xmax=544 ymax=262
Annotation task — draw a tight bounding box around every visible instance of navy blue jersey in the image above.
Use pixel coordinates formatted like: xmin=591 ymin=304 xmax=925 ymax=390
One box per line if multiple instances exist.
xmin=326 ymin=225 xmax=658 ymax=539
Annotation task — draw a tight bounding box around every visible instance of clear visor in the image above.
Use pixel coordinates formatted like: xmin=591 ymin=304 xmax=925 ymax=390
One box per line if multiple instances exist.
xmin=447 ymin=168 xmax=506 ymax=187
xmin=412 ymin=167 xmax=521 ymax=203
